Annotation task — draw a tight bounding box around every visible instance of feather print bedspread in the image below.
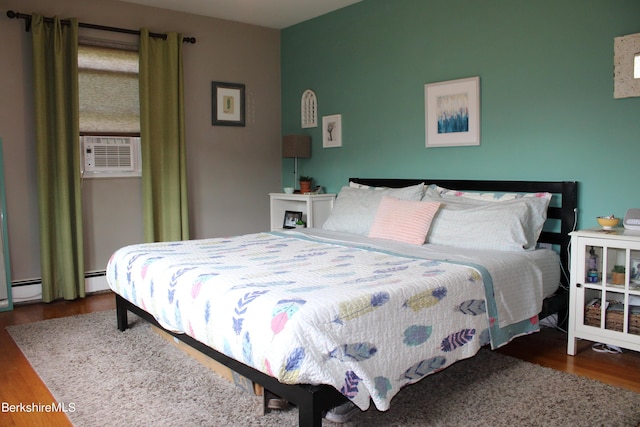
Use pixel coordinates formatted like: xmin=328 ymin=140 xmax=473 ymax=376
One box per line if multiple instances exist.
xmin=107 ymin=232 xmax=539 ymax=411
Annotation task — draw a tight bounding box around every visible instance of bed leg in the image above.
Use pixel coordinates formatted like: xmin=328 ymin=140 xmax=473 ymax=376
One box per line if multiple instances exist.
xmin=116 ymin=296 xmax=128 ymax=331
xmin=297 ymin=394 xmax=324 ymax=427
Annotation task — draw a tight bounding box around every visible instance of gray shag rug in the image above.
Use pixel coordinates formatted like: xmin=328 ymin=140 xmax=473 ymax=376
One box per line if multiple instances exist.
xmin=7 ymin=310 xmax=640 ymax=426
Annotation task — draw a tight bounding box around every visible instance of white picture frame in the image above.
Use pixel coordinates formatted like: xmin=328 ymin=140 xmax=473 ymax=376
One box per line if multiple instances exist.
xmin=322 ymin=114 xmax=342 ymax=148
xmin=614 ymin=33 xmax=640 ymax=98
xmin=424 ymin=76 xmax=480 ymax=148
xmin=301 ymin=89 xmax=318 ymax=128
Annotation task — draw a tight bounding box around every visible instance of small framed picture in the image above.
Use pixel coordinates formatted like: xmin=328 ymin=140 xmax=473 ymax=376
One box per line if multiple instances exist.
xmin=322 ymin=114 xmax=342 ymax=148
xmin=212 ymin=81 xmax=245 ymax=126
xmin=283 ymin=210 xmax=303 ymax=229
xmin=631 ymin=258 xmax=640 ymax=284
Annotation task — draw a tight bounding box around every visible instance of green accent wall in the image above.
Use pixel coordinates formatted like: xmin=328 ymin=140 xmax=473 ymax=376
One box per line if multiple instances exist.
xmin=281 ymin=0 xmax=640 ymax=228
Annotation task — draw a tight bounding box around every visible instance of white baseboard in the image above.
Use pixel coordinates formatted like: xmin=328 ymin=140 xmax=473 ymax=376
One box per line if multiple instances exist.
xmin=85 ymin=275 xmax=109 ymax=293
xmin=11 ymin=284 xmax=43 ymax=303
xmin=11 ymin=274 xmax=109 ymax=304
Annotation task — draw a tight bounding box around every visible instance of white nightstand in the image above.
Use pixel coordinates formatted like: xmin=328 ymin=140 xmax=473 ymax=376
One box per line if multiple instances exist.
xmin=269 ymin=193 xmax=336 ymax=231
xmin=567 ymin=228 xmax=640 ymax=355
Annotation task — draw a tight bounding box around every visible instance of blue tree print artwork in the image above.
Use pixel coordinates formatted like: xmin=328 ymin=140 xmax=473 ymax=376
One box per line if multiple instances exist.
xmin=437 ymin=93 xmax=469 ymax=134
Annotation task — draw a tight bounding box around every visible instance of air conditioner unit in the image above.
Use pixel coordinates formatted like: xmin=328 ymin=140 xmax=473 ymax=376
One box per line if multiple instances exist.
xmin=81 ymin=136 xmax=141 ymax=178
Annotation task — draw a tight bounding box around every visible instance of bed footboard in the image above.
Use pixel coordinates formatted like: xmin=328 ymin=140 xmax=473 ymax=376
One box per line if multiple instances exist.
xmin=115 ymin=294 xmax=347 ymax=427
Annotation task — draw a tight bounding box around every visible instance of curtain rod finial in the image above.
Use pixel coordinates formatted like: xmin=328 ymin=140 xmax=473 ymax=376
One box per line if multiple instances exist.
xmin=6 ymin=10 xmax=32 ymax=32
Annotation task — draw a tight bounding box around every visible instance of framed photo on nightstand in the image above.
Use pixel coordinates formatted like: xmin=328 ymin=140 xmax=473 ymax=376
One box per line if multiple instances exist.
xmin=283 ymin=211 xmax=303 ymax=229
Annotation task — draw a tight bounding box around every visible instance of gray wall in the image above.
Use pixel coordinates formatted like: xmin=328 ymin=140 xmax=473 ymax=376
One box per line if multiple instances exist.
xmin=0 ymin=0 xmax=282 ymax=287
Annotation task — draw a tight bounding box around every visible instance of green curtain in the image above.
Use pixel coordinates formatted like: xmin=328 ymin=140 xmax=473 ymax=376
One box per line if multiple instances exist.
xmin=31 ymin=14 xmax=85 ymax=302
xmin=139 ymin=29 xmax=190 ymax=242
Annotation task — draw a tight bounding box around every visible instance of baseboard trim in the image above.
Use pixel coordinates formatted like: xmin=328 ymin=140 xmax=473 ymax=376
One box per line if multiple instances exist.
xmin=11 ymin=271 xmax=109 ymax=304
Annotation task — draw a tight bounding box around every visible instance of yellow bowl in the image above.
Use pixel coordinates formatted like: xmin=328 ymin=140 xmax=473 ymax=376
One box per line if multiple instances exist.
xmin=597 ymin=216 xmax=620 ymax=229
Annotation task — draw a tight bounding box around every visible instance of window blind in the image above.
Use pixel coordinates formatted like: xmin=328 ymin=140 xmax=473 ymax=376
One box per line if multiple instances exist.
xmin=78 ymin=44 xmax=139 ymax=133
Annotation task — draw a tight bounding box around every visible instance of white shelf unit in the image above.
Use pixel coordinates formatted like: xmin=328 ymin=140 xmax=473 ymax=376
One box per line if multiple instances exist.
xmin=269 ymin=193 xmax=336 ymax=231
xmin=568 ymin=228 xmax=640 ymax=354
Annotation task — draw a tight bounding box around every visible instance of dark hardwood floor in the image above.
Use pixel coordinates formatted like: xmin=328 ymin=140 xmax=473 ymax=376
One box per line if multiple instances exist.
xmin=1 ymin=292 xmax=639 ymax=426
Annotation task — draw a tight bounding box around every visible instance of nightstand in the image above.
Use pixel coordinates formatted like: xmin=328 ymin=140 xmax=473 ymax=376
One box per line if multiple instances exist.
xmin=567 ymin=228 xmax=640 ymax=354
xmin=269 ymin=193 xmax=336 ymax=231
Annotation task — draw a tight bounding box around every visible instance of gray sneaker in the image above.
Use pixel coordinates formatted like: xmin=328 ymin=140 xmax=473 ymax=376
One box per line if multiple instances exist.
xmin=324 ymin=401 xmax=360 ymax=423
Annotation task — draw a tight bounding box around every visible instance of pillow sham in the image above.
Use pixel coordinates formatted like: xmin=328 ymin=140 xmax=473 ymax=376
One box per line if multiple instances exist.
xmin=422 ymin=185 xmax=552 ymax=251
xmin=322 ymin=183 xmax=425 ymax=235
xmin=425 ymin=184 xmax=552 ymax=203
xmin=368 ymin=197 xmax=441 ymax=245
xmin=349 ymin=181 xmax=384 ymax=189
xmin=424 ymin=199 xmax=532 ymax=251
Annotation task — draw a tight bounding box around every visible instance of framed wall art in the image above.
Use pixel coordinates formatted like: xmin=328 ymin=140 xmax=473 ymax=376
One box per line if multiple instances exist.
xmin=322 ymin=114 xmax=342 ymax=148
xmin=212 ymin=81 xmax=245 ymax=126
xmin=424 ymin=76 xmax=480 ymax=147
xmin=614 ymin=33 xmax=640 ymax=98
xmin=301 ymin=89 xmax=318 ymax=128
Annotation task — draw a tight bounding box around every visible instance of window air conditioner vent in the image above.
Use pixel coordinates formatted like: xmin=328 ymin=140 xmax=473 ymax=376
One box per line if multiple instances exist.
xmin=81 ymin=136 xmax=141 ymax=178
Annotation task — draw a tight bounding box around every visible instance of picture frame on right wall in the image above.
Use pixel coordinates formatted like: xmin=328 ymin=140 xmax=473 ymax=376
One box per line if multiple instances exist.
xmin=424 ymin=76 xmax=480 ymax=148
xmin=614 ymin=33 xmax=640 ymax=98
xmin=322 ymin=114 xmax=342 ymax=148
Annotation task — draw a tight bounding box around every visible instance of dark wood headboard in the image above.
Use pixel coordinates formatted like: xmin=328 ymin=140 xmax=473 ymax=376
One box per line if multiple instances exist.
xmin=349 ymin=178 xmax=579 ymax=290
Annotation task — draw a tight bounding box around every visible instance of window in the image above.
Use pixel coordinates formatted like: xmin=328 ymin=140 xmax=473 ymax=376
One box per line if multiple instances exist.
xmin=78 ymin=43 xmax=139 ymax=134
xmin=78 ymin=42 xmax=141 ymax=177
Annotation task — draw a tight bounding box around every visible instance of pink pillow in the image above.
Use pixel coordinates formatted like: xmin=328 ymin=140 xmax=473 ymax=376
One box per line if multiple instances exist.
xmin=368 ymin=196 xmax=441 ymax=245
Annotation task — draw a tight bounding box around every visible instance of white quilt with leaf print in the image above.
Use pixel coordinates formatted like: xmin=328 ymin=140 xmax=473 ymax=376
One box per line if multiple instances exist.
xmin=107 ymin=230 xmax=555 ymax=411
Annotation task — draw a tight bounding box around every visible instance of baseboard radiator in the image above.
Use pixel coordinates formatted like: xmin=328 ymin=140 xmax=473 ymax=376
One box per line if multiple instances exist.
xmin=11 ymin=270 xmax=108 ymax=303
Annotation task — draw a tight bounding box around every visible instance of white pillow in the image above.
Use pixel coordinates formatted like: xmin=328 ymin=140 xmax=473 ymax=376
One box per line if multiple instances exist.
xmin=425 ymin=199 xmax=530 ymax=250
xmin=425 ymin=184 xmax=552 ymax=203
xmin=368 ymin=197 xmax=441 ymax=245
xmin=322 ymin=183 xmax=425 ymax=235
xmin=422 ymin=185 xmax=552 ymax=251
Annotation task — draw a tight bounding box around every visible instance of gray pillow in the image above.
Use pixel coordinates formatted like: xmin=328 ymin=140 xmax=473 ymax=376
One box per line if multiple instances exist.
xmin=322 ymin=183 xmax=425 ymax=235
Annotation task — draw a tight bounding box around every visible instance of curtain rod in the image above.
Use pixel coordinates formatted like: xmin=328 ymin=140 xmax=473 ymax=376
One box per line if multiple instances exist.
xmin=6 ymin=10 xmax=196 ymax=44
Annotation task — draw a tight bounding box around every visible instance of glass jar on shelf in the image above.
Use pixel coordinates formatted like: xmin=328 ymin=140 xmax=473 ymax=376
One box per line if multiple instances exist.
xmin=586 ymin=246 xmax=599 ymax=283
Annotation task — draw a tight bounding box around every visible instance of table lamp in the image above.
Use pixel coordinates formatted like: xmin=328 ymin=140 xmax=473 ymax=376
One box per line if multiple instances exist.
xmin=282 ymin=135 xmax=311 ymax=191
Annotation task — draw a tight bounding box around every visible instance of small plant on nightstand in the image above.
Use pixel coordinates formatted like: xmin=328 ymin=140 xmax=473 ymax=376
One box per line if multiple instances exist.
xmin=299 ymin=176 xmax=313 ymax=193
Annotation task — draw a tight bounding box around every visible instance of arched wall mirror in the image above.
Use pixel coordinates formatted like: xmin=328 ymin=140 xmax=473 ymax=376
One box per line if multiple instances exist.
xmin=0 ymin=138 xmax=12 ymax=312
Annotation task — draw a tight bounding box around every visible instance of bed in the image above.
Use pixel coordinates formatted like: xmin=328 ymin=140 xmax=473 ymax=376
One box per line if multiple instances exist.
xmin=109 ymin=178 xmax=578 ymax=426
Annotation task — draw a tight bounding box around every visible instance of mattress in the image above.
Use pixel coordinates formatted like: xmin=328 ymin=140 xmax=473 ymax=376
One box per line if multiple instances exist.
xmin=106 ymin=230 xmax=559 ymax=411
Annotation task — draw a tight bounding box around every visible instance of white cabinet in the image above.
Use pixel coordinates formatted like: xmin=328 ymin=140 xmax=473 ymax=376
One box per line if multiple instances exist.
xmin=568 ymin=229 xmax=640 ymax=354
xmin=269 ymin=193 xmax=336 ymax=231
